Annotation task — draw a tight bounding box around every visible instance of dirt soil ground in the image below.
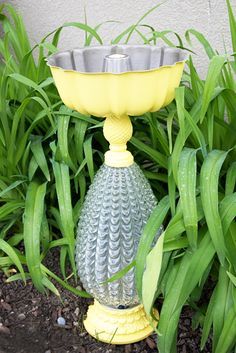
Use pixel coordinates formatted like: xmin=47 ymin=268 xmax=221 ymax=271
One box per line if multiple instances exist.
xmin=0 ymin=252 xmax=212 ymax=353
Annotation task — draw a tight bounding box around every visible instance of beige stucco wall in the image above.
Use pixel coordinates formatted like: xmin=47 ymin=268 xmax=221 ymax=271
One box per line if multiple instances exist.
xmin=5 ymin=0 xmax=236 ymax=75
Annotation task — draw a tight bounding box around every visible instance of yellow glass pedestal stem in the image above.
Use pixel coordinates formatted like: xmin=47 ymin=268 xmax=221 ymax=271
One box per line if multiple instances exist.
xmin=103 ymin=114 xmax=134 ymax=168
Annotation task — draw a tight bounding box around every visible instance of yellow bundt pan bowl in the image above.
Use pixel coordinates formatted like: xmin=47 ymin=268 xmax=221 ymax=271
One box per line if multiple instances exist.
xmin=47 ymin=45 xmax=188 ymax=117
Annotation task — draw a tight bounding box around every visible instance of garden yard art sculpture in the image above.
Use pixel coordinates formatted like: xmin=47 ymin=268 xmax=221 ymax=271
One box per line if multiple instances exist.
xmin=47 ymin=45 xmax=187 ymax=344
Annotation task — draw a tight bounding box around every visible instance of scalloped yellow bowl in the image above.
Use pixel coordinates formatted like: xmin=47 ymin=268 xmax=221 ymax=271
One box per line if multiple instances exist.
xmin=48 ymin=45 xmax=187 ymax=117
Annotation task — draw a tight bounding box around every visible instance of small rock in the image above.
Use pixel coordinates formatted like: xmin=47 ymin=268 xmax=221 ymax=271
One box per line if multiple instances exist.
xmin=57 ymin=307 xmax=62 ymax=317
xmin=74 ymin=307 xmax=80 ymax=316
xmin=62 ymin=307 xmax=70 ymax=313
xmin=32 ymin=309 xmax=38 ymax=317
xmin=76 ymin=285 xmax=82 ymax=291
xmin=45 ymin=350 xmax=51 ymax=353
xmin=0 ymin=301 xmax=11 ymax=311
xmin=73 ymin=321 xmax=79 ymax=327
xmin=52 ymin=310 xmax=57 ymax=322
xmin=0 ymin=323 xmax=10 ymax=334
xmin=57 ymin=316 xmax=66 ymax=326
xmin=18 ymin=313 xmax=26 ymax=321
xmin=146 ymin=336 xmax=156 ymax=349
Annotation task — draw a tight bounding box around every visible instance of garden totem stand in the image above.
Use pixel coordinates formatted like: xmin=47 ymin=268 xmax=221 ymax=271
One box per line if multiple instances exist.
xmin=47 ymin=45 xmax=187 ymax=344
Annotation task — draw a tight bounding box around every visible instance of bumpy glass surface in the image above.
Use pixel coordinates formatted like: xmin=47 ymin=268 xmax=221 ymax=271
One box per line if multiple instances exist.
xmin=76 ymin=163 xmax=157 ymax=308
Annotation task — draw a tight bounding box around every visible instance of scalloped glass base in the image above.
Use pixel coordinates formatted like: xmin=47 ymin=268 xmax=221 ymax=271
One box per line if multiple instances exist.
xmin=84 ymin=300 xmax=158 ymax=344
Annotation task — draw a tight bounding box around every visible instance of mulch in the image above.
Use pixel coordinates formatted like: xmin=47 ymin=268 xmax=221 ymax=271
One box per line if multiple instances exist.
xmin=0 ymin=251 xmax=212 ymax=353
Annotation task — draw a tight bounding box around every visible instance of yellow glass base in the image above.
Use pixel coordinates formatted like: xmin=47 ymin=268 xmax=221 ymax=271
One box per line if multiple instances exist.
xmin=84 ymin=300 xmax=158 ymax=345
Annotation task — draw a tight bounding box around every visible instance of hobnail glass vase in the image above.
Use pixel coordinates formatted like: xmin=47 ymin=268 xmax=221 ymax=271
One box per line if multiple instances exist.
xmin=75 ymin=163 xmax=157 ymax=308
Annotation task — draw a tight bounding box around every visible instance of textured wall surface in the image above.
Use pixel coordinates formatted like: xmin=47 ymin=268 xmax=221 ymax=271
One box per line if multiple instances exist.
xmin=5 ymin=0 xmax=236 ymax=75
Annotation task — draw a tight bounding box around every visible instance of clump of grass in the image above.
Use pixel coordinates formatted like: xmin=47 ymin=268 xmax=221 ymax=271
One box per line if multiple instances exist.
xmin=0 ymin=2 xmax=236 ymax=352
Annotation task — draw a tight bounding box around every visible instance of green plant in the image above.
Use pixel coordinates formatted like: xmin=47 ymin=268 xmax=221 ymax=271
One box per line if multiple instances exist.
xmin=0 ymin=2 xmax=236 ymax=353
xmin=0 ymin=3 xmax=103 ymax=297
xmin=135 ymin=2 xmax=236 ymax=352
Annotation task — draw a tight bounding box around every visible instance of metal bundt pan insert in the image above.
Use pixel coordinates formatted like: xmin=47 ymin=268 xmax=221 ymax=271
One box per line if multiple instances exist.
xmin=47 ymin=44 xmax=187 ymax=73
